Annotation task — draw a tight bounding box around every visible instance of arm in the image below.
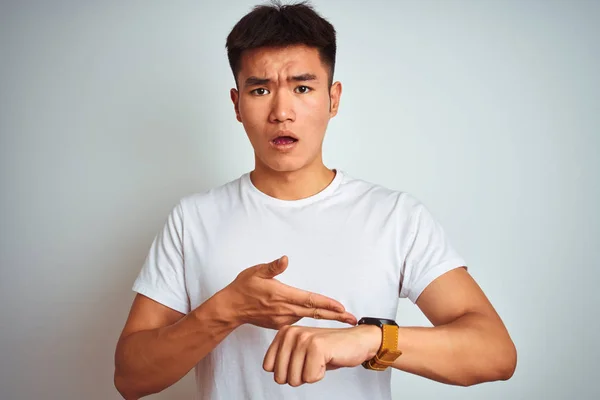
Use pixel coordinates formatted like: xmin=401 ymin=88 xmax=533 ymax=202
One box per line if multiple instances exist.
xmin=389 ymin=267 xmax=517 ymax=386
xmin=387 ymin=199 xmax=516 ymax=384
xmin=114 ymin=291 xmax=238 ymax=400
xmin=114 ymin=256 xmax=356 ymax=399
xmin=263 ymin=268 xmax=516 ymax=387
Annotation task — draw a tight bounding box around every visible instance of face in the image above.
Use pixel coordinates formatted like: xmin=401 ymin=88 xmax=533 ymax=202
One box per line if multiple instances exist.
xmin=230 ymin=44 xmax=341 ymax=174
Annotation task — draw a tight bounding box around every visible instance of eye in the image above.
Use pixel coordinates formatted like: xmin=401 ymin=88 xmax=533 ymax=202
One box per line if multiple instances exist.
xmin=295 ymin=86 xmax=312 ymax=94
xmin=251 ymin=88 xmax=270 ymax=96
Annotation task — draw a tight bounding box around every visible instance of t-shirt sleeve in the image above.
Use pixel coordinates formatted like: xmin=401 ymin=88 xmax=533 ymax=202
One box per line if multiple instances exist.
xmin=132 ymin=202 xmax=190 ymax=314
xmin=399 ymin=198 xmax=467 ymax=303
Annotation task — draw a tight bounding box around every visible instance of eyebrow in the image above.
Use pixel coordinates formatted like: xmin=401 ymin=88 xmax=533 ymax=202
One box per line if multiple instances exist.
xmin=243 ymin=73 xmax=318 ymax=88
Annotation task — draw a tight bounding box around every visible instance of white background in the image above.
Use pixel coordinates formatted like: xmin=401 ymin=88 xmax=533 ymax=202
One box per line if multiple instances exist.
xmin=1 ymin=0 xmax=598 ymax=399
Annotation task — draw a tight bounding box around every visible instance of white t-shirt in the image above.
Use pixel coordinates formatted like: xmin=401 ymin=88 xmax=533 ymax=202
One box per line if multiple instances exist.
xmin=132 ymin=169 xmax=466 ymax=400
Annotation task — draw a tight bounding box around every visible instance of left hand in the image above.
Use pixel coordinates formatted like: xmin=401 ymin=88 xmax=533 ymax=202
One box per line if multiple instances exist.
xmin=262 ymin=325 xmax=382 ymax=387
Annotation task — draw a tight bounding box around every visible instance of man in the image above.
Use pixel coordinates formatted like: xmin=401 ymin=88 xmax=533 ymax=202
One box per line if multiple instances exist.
xmin=114 ymin=2 xmax=517 ymax=399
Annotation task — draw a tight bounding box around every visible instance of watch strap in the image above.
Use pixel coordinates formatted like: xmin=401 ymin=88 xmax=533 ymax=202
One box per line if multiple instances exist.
xmin=362 ymin=324 xmax=402 ymax=371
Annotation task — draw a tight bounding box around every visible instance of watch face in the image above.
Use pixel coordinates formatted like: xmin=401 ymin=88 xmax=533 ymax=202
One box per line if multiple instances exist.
xmin=358 ymin=317 xmax=399 ymax=327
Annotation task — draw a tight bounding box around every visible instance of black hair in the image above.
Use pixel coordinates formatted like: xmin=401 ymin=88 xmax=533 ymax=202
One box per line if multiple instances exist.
xmin=226 ymin=1 xmax=337 ymax=87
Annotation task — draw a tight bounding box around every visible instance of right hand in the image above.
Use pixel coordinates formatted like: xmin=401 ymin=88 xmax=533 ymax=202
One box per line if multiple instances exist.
xmin=225 ymin=255 xmax=357 ymax=330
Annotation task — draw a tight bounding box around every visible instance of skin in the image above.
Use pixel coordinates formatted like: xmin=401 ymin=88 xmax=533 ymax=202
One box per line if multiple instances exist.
xmin=229 ymin=44 xmax=342 ymax=201
xmin=114 ymin=44 xmax=517 ymax=398
xmin=263 ymin=268 xmax=518 ymax=387
xmin=114 ymin=257 xmax=356 ymax=399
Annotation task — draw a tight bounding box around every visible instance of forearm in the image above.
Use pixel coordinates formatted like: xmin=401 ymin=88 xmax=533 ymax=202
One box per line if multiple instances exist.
xmin=390 ymin=312 xmax=516 ymax=386
xmin=114 ymin=289 xmax=239 ymax=399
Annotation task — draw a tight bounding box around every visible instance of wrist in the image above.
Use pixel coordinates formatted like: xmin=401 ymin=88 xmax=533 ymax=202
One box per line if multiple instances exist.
xmin=355 ymin=324 xmax=382 ymax=360
xmin=192 ymin=287 xmax=242 ymax=331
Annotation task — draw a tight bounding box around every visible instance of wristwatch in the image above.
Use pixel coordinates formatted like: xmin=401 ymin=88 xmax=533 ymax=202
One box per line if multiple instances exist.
xmin=358 ymin=317 xmax=402 ymax=371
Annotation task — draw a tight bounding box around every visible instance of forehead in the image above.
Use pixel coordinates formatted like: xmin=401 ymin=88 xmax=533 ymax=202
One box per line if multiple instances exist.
xmin=238 ymin=44 xmax=326 ymax=78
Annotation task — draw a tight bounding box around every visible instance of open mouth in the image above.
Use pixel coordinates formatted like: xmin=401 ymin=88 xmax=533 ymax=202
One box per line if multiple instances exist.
xmin=272 ymin=136 xmax=298 ymax=145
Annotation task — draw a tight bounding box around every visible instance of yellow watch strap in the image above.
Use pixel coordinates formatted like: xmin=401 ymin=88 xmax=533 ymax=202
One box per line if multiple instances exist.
xmin=363 ymin=324 xmax=402 ymax=371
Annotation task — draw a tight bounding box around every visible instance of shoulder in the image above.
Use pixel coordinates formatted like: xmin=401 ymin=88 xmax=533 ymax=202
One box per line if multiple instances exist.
xmin=339 ymin=171 xmax=424 ymax=217
xmin=175 ymin=174 xmax=245 ymax=218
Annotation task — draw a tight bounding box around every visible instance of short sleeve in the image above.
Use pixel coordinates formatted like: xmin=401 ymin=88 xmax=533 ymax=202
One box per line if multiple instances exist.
xmin=399 ymin=199 xmax=467 ymax=303
xmin=132 ymin=202 xmax=190 ymax=314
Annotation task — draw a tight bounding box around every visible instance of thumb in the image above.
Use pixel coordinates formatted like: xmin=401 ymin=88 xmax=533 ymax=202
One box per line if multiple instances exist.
xmin=258 ymin=255 xmax=288 ymax=278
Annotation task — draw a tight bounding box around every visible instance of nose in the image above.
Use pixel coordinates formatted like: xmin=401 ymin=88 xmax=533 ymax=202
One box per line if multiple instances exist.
xmin=269 ymin=89 xmax=295 ymax=123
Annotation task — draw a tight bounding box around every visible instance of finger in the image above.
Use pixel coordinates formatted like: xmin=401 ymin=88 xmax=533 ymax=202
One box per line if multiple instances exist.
xmin=288 ymin=333 xmax=310 ymax=387
xmin=263 ymin=328 xmax=286 ymax=372
xmin=274 ymin=327 xmax=297 ymax=384
xmin=256 ymin=255 xmax=288 ymax=279
xmin=290 ymin=306 xmax=357 ymax=325
xmin=303 ymin=340 xmax=327 ymax=384
xmin=284 ymin=289 xmax=346 ymax=313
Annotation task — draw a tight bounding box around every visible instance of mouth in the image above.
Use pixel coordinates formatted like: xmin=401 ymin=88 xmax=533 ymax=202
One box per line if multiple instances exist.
xmin=272 ymin=136 xmax=298 ymax=145
xmin=271 ymin=131 xmax=298 ymax=142
xmin=270 ymin=132 xmax=299 ymax=151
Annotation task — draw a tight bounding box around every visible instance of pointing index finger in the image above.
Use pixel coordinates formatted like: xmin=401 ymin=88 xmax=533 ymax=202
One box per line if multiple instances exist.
xmin=283 ymin=286 xmax=346 ymax=313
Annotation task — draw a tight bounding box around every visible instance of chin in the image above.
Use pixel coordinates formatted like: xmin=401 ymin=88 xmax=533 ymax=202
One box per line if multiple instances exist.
xmin=267 ymin=162 xmax=306 ymax=173
xmin=258 ymin=156 xmax=309 ymax=174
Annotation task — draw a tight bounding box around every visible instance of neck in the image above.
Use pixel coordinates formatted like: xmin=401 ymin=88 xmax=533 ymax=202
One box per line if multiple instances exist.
xmin=250 ymin=161 xmax=336 ymax=201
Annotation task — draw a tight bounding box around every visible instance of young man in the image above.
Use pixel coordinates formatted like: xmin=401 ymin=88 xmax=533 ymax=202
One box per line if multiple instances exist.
xmin=114 ymin=2 xmax=516 ymax=399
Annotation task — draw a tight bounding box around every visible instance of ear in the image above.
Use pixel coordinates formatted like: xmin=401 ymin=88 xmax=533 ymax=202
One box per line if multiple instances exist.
xmin=230 ymin=88 xmax=242 ymax=123
xmin=329 ymin=81 xmax=342 ymax=118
